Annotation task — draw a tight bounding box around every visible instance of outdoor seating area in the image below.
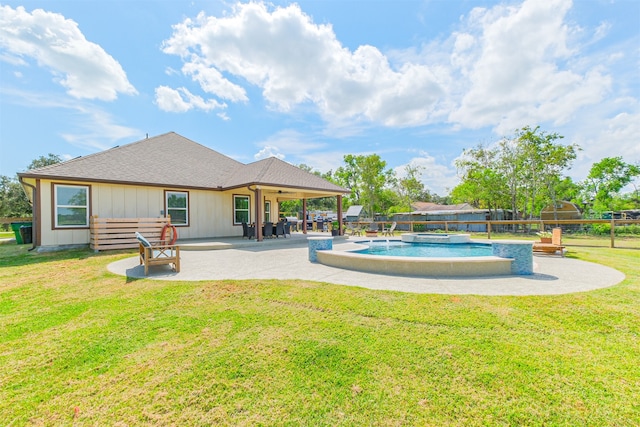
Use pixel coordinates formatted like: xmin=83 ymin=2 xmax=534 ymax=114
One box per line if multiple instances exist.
xmin=241 ymin=219 xmax=295 ymax=240
xmin=136 ymin=232 xmax=181 ymax=275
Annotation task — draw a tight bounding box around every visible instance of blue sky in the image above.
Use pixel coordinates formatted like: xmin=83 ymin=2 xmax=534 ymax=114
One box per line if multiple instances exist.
xmin=1 ymin=0 xmax=638 ymax=195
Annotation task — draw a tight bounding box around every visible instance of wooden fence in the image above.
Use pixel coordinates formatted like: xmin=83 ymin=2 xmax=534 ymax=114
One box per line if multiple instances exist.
xmin=90 ymin=216 xmax=170 ymax=251
xmin=0 ymin=217 xmax=31 ymax=225
xmin=362 ymin=218 xmax=640 ymax=248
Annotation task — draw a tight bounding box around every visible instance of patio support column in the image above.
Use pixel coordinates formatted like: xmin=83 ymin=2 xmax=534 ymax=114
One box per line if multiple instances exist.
xmin=302 ymin=198 xmax=307 ymax=234
xmin=337 ymin=195 xmax=343 ymax=236
xmin=255 ymin=187 xmax=263 ymax=242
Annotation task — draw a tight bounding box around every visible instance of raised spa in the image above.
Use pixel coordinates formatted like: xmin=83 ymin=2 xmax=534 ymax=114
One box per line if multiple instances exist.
xmin=315 ymin=234 xmax=533 ymax=277
xmin=353 ymin=240 xmax=493 ymax=258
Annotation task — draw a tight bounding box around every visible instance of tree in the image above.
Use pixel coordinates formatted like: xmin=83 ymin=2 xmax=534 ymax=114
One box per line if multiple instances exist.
xmin=396 ymin=164 xmax=426 ymax=212
xmin=452 ymin=127 xmax=579 ymax=221
xmin=0 ymin=176 xmax=32 ymax=218
xmin=452 ymin=144 xmax=508 ymax=217
xmin=515 ymin=126 xmax=578 ymax=219
xmin=334 ymin=154 xmax=395 ymax=217
xmin=0 ymin=154 xmax=63 ymax=223
xmin=27 ymin=153 xmax=62 ymax=170
xmin=582 ymin=157 xmax=640 ymax=213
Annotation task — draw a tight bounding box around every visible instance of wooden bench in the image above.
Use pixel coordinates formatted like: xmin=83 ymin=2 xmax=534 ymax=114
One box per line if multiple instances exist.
xmin=136 ymin=232 xmax=180 ymax=276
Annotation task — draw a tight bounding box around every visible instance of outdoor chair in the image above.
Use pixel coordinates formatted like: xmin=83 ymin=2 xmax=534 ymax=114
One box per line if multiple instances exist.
xmin=136 ymin=232 xmax=180 ymax=276
xmin=284 ymin=221 xmax=292 ymax=237
xmin=242 ymin=222 xmax=255 ymax=239
xmin=533 ymin=227 xmax=565 ymax=256
xmin=263 ymin=221 xmax=274 ymax=238
xmin=346 ymin=222 xmax=361 ymax=236
xmin=275 ymin=221 xmax=286 ymax=238
xmin=382 ymin=222 xmax=397 ymax=236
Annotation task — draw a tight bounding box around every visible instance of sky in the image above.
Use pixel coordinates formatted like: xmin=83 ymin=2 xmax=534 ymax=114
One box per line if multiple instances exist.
xmin=1 ymin=0 xmax=638 ymax=196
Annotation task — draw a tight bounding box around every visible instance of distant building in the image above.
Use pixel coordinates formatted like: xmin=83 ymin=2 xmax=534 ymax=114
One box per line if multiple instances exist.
xmin=540 ymin=201 xmax=582 ymax=221
xmin=344 ymin=205 xmax=365 ymax=223
xmin=389 ymin=202 xmax=513 ymax=232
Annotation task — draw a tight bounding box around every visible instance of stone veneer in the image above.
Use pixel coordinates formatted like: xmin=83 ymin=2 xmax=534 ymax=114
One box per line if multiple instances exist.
xmin=491 ymin=241 xmax=534 ymax=275
xmin=308 ymin=236 xmax=333 ymax=262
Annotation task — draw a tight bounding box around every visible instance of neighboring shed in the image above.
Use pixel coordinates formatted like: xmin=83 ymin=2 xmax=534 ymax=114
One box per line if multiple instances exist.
xmin=540 ymin=201 xmax=582 ymax=221
xmin=344 ymin=205 xmax=365 ymax=222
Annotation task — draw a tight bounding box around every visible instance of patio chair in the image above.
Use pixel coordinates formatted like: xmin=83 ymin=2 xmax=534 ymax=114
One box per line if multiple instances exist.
xmin=382 ymin=222 xmax=397 ymax=237
xmin=275 ymin=221 xmax=286 ymax=238
xmin=136 ymin=232 xmax=180 ymax=276
xmin=242 ymin=222 xmax=255 ymax=239
xmin=533 ymin=227 xmax=565 ymax=256
xmin=346 ymin=222 xmax=361 ymax=236
xmin=284 ymin=221 xmax=292 ymax=237
xmin=263 ymin=221 xmax=274 ymax=239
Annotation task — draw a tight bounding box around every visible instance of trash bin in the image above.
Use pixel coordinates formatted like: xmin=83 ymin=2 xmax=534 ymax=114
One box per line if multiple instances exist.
xmin=10 ymin=221 xmax=32 ymax=244
xmin=20 ymin=225 xmax=33 ymax=245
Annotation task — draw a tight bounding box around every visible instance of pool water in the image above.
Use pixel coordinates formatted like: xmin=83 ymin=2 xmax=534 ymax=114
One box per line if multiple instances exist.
xmin=354 ymin=241 xmax=493 ymax=258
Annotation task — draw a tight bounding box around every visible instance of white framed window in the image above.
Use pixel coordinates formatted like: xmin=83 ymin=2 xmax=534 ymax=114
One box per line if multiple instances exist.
xmin=54 ymin=184 xmax=90 ymax=228
xmin=264 ymin=200 xmax=271 ymax=222
xmin=165 ymin=191 xmax=189 ymax=226
xmin=234 ymin=195 xmax=250 ymax=224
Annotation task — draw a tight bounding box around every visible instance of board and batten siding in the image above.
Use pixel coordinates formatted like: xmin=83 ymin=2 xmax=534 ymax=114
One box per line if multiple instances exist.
xmin=35 ymin=179 xmax=264 ymax=247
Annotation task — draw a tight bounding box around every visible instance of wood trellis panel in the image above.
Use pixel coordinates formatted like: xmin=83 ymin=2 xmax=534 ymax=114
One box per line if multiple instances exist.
xmin=90 ymin=216 xmax=170 ymax=251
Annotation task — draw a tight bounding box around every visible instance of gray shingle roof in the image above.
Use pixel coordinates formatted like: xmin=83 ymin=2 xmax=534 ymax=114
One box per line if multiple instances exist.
xmin=223 ymin=157 xmax=346 ymax=192
xmin=19 ymin=132 xmax=348 ymax=194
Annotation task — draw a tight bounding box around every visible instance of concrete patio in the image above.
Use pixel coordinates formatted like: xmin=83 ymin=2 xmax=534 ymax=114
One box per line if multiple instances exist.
xmin=107 ymin=232 xmax=625 ymax=296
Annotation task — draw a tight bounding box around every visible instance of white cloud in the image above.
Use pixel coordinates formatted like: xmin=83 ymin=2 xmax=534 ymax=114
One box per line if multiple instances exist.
xmin=448 ymin=0 xmax=611 ymax=133
xmin=0 ymin=5 xmax=137 ymax=101
xmin=161 ymin=2 xmax=446 ymax=126
xmin=394 ymin=151 xmax=459 ymax=196
xmin=0 ymin=86 xmax=139 ymax=150
xmin=154 ymin=85 xmax=225 ymax=112
xmin=254 ymin=145 xmax=285 ymax=161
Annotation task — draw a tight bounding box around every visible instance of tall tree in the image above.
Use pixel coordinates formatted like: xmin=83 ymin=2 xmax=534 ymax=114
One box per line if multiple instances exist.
xmin=334 ymin=154 xmax=394 ymax=217
xmin=396 ymin=164 xmax=426 ymax=212
xmin=452 ymin=127 xmax=578 ymax=220
xmin=452 ymin=144 xmax=508 ymax=217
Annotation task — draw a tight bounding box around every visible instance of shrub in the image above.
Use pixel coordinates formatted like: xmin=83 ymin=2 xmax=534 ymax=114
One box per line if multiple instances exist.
xmin=590 ymin=223 xmax=640 ymax=235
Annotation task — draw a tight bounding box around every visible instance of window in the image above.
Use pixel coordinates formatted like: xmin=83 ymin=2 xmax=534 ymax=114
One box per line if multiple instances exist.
xmin=54 ymin=184 xmax=89 ymax=228
xmin=264 ymin=200 xmax=271 ymax=222
xmin=165 ymin=191 xmax=189 ymax=226
xmin=234 ymin=195 xmax=250 ymax=224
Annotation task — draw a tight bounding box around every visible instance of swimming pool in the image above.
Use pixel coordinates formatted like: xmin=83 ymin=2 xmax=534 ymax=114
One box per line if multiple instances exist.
xmin=354 ymin=241 xmax=493 ymax=258
xmin=314 ymin=235 xmax=534 ymax=277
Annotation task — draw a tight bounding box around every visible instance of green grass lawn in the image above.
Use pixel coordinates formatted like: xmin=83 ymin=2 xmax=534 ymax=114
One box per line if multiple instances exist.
xmin=0 ymin=238 xmax=638 ymax=426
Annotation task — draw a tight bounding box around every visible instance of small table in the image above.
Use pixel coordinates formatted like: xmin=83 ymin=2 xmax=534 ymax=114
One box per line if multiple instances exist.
xmin=365 ymin=230 xmax=378 ymax=237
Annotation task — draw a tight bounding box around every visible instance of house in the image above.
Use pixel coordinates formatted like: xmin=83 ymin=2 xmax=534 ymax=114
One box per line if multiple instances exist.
xmin=17 ymin=132 xmax=349 ymax=249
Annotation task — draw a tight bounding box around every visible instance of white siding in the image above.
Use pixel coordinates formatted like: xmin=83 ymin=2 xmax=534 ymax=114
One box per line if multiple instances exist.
xmin=36 ymin=180 xmax=259 ymax=247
